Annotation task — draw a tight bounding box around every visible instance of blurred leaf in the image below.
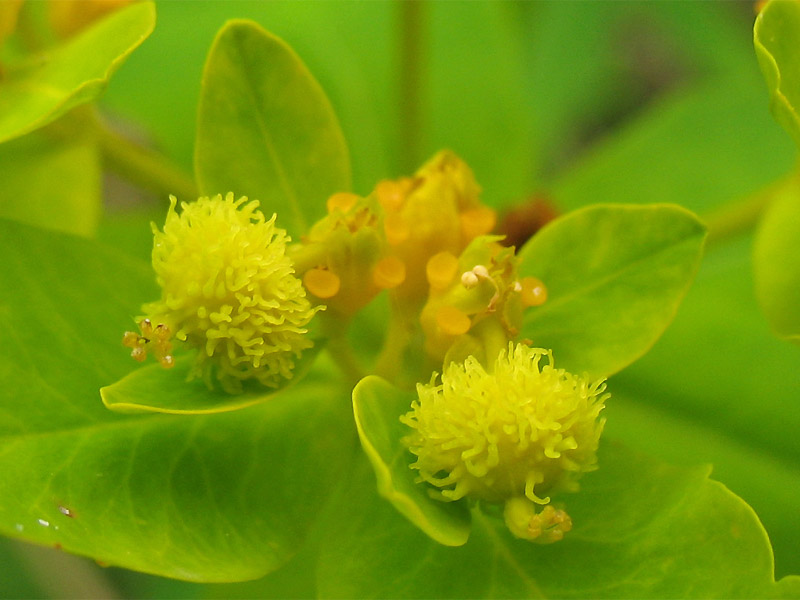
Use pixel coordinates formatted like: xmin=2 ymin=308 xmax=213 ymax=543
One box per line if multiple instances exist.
xmin=317 ymin=444 xmax=797 ymax=599
xmin=195 ymin=20 xmax=351 ymax=236
xmin=0 ymin=2 xmax=155 ymax=143
xmin=424 ymin=3 xmax=534 ymax=209
xmin=518 ymin=204 xmax=706 ymax=379
xmin=609 ymin=233 xmax=800 ymax=576
xmin=0 ymin=539 xmax=46 ymax=599
xmin=0 ymin=218 xmax=353 ymax=582
xmin=549 ymin=79 xmax=794 ymax=214
xmin=0 ymin=125 xmax=101 ymax=236
xmin=352 ymin=376 xmax=470 ymax=547
xmin=753 ymin=175 xmax=800 ymax=344
xmin=754 ymin=0 xmax=800 ymax=150
xmin=102 ymin=345 xmax=323 ymax=415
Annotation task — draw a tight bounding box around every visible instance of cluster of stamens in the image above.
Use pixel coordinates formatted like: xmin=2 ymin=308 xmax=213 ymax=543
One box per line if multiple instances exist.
xmin=122 ymin=318 xmax=175 ymax=368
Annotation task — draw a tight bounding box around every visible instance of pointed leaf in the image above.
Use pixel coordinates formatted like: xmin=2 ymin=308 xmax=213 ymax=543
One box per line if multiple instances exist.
xmin=0 ymin=218 xmax=353 ymax=582
xmin=518 ymin=204 xmax=706 ymax=378
xmin=352 ymin=376 xmax=470 ymax=547
xmin=0 ymin=2 xmax=155 ymax=143
xmin=194 ymin=20 xmax=351 ymax=236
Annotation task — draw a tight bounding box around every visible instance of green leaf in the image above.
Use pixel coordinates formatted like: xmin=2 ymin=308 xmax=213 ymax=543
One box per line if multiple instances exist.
xmin=352 ymin=376 xmax=470 ymax=547
xmin=753 ymin=176 xmax=800 ymax=344
xmin=0 ymin=2 xmax=155 ymax=144
xmin=604 ymin=233 xmax=800 ymax=577
xmin=0 ymin=124 xmax=101 ymax=237
xmin=754 ymin=0 xmax=800 ymax=150
xmin=518 ymin=204 xmax=706 ymax=379
xmin=194 ymin=20 xmax=351 ymax=236
xmin=317 ymin=444 xmax=797 ymax=599
xmin=101 ymin=345 xmax=323 ymax=415
xmin=0 ymin=218 xmax=353 ymax=582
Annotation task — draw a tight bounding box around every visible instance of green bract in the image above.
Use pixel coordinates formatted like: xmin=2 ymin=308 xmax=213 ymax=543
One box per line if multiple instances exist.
xmin=0 ymin=2 xmax=155 ymax=144
xmin=195 ymin=20 xmax=351 ymax=237
xmin=753 ymin=0 xmax=800 ymax=345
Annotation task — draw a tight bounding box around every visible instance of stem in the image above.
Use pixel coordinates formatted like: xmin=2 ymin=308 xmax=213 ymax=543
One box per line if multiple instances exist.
xmin=398 ymin=0 xmax=425 ymax=173
xmin=321 ymin=315 xmax=366 ymax=388
xmin=703 ymin=173 xmax=794 ymax=247
xmin=374 ymin=302 xmax=415 ymax=382
xmin=95 ymin=117 xmax=199 ymax=201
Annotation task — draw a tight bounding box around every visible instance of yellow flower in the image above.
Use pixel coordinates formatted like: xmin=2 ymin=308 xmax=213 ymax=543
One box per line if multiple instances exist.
xmin=377 ymin=150 xmax=497 ymax=303
xmin=124 ymin=193 xmax=320 ymax=393
xmin=401 ymin=343 xmax=607 ymax=543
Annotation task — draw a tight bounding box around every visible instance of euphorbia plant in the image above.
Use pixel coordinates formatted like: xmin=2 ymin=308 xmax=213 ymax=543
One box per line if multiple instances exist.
xmin=0 ymin=2 xmax=799 ymax=598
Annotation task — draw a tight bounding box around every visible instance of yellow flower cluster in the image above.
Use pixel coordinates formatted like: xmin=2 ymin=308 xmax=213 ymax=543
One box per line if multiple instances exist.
xmin=402 ymin=343 xmax=607 ymax=542
xmin=125 ymin=193 xmax=319 ymax=393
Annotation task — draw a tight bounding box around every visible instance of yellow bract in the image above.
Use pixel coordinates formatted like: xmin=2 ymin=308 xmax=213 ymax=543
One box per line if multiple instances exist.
xmin=131 ymin=193 xmax=320 ymax=393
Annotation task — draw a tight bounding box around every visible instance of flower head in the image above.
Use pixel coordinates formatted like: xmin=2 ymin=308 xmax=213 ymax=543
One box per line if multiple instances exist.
xmin=376 ymin=150 xmax=497 ymax=302
xmin=125 ymin=193 xmax=320 ymax=393
xmin=401 ymin=343 xmax=607 ymax=542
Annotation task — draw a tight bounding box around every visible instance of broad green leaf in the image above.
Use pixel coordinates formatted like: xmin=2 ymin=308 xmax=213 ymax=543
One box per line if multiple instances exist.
xmin=0 ymin=125 xmax=100 ymax=237
xmin=610 ymin=233 xmax=800 ymax=576
xmin=753 ymin=175 xmax=800 ymax=344
xmin=754 ymin=0 xmax=800 ymax=149
xmin=101 ymin=345 xmax=323 ymax=415
xmin=0 ymin=2 xmax=155 ymax=144
xmin=317 ymin=445 xmax=798 ymax=599
xmin=0 ymin=218 xmax=353 ymax=582
xmin=352 ymin=376 xmax=470 ymax=547
xmin=518 ymin=204 xmax=706 ymax=379
xmin=194 ymin=20 xmax=351 ymax=236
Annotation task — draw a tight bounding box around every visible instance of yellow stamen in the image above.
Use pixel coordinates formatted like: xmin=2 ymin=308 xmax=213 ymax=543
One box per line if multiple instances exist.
xmin=326 ymin=192 xmax=359 ymax=214
xmin=520 ymin=277 xmax=547 ymax=306
xmin=460 ymin=206 xmax=496 ymax=240
xmin=436 ymin=305 xmax=471 ymax=336
xmin=384 ymin=213 xmax=410 ymax=245
xmin=373 ymin=256 xmax=407 ymax=289
xmin=426 ymin=251 xmax=459 ymax=291
xmin=304 ymin=268 xmax=341 ymax=299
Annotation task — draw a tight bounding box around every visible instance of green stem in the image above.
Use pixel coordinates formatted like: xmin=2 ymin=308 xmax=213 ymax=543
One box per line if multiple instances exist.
xmin=398 ymin=0 xmax=425 ymax=173
xmin=321 ymin=315 xmax=366 ymax=388
xmin=703 ymin=173 xmax=794 ymax=247
xmin=94 ymin=117 xmax=199 ymax=201
xmin=374 ymin=302 xmax=415 ymax=382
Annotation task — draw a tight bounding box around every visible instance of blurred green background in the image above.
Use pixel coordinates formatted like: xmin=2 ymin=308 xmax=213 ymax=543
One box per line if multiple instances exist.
xmin=3 ymin=1 xmax=800 ymax=597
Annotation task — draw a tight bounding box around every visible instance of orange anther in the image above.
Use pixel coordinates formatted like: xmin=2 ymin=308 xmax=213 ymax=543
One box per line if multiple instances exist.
xmin=520 ymin=277 xmax=547 ymax=307
xmin=384 ymin=212 xmax=410 ymax=245
xmin=303 ymin=268 xmax=341 ymax=299
xmin=436 ymin=306 xmax=471 ymax=336
xmin=375 ymin=180 xmax=407 ymax=212
xmin=426 ymin=251 xmax=459 ymax=290
xmin=460 ymin=206 xmax=496 ymax=240
xmin=373 ymin=256 xmax=406 ymax=289
xmin=326 ymin=192 xmax=359 ymax=214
